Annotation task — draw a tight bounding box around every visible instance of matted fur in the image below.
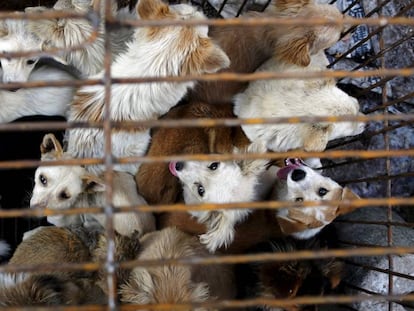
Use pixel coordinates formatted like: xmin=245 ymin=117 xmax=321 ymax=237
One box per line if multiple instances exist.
xmin=65 ymin=0 xmax=230 ymax=175
xmin=119 ymin=227 xmax=236 ymax=310
xmin=30 ymin=134 xmax=155 ymax=236
xmin=136 ymin=101 xmax=250 ymax=206
xmin=169 ymin=142 xmax=269 ymax=252
xmin=234 ymin=52 xmax=365 ymax=153
xmin=272 ymin=160 xmax=361 ymax=239
xmin=0 ymin=226 xmax=106 ymax=306
xmin=187 ymin=0 xmax=344 ymax=104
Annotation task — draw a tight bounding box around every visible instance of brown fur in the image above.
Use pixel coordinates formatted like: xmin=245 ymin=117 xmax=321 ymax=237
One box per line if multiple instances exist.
xmin=91 ymin=231 xmax=141 ymax=295
xmin=186 ymin=0 xmax=344 ymax=104
xmin=136 ymin=101 xmax=250 ymax=206
xmin=119 ymin=227 xmax=236 ymax=310
xmin=4 ymin=226 xmax=105 ymax=305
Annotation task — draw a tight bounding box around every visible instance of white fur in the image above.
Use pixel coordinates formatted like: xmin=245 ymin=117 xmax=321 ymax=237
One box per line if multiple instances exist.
xmin=233 ymin=51 xmax=366 ymax=152
xmin=0 ymin=273 xmax=28 ymax=289
xmin=273 ymin=163 xmax=344 ymax=239
xmin=0 ymin=64 xmax=77 ymax=123
xmin=30 ymin=136 xmax=155 ymax=237
xmin=66 ymin=1 xmax=229 ymax=175
xmin=171 ymin=144 xmax=268 ymax=252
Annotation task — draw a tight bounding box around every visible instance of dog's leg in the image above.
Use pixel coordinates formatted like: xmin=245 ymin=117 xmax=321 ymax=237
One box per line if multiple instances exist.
xmin=199 ymin=209 xmax=251 ymax=253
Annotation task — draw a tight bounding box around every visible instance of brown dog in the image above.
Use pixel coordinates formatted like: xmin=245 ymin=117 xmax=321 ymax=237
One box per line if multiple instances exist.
xmin=0 ymin=226 xmax=105 ymax=306
xmin=186 ymin=0 xmax=344 ymax=104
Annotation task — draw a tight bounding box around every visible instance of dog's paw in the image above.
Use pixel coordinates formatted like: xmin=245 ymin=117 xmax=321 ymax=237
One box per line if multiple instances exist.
xmin=199 ymin=225 xmax=235 ymax=253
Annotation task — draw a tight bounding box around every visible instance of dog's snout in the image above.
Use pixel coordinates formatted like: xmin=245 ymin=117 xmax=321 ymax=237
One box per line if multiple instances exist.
xmin=291 ymin=169 xmax=306 ymax=182
xmin=175 ymin=162 xmax=184 ymax=171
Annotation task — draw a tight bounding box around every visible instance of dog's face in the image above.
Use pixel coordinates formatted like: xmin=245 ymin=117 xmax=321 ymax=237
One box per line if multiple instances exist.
xmin=169 ymin=160 xmax=254 ymax=204
xmin=274 ymin=158 xmax=360 ymax=239
xmin=30 ymin=134 xmax=105 ymax=211
xmin=135 ymin=0 xmax=230 ymax=75
xmin=0 ymin=21 xmax=41 ymax=84
xmin=31 ymin=165 xmax=86 ymax=210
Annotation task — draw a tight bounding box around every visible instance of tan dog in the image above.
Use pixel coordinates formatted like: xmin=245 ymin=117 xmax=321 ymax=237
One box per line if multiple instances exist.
xmin=187 ymin=0 xmax=345 ymax=104
xmin=119 ymin=227 xmax=236 ymax=310
xmin=0 ymin=226 xmax=105 ymax=306
xmin=272 ymin=158 xmax=360 ymax=239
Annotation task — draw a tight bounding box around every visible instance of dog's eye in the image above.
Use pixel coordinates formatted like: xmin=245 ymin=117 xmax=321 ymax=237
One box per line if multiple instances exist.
xmin=58 ymin=191 xmax=71 ymax=200
xmin=208 ymin=162 xmax=219 ymax=170
xmin=26 ymin=59 xmax=36 ymax=65
xmin=197 ymin=184 xmax=205 ymax=197
xmin=318 ymin=188 xmax=328 ymax=197
xmin=295 ymin=197 xmax=303 ymax=202
xmin=39 ymin=174 xmax=47 ymax=186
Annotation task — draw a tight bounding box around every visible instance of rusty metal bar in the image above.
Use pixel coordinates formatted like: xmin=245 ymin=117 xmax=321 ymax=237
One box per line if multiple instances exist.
xmin=1 ymin=113 xmax=414 ymax=133
xmin=1 ymin=196 xmax=414 ymax=219
xmin=0 ymin=149 xmax=414 ymax=171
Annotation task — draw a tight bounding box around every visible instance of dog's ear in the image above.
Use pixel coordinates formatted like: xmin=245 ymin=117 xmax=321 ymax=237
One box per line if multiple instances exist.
xmin=277 ymin=215 xmax=308 ymax=235
xmin=137 ymin=0 xmax=170 ymax=19
xmin=337 ymin=187 xmax=360 ymax=215
xmin=303 ymin=123 xmax=332 ymax=152
xmin=276 ymin=33 xmax=314 ymax=67
xmin=182 ymin=39 xmax=230 ymax=75
xmin=82 ymin=174 xmax=106 ymax=193
xmin=40 ymin=134 xmax=64 ymax=160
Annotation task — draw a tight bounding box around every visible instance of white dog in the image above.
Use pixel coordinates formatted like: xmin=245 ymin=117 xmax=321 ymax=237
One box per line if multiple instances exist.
xmin=65 ymin=0 xmax=230 ymax=175
xmin=30 ymin=133 xmax=155 ymax=237
xmin=233 ymin=51 xmax=366 ymax=153
xmin=0 ymin=59 xmax=77 ymax=123
xmin=272 ymin=158 xmax=360 ymax=239
xmin=169 ymin=143 xmax=269 ymax=253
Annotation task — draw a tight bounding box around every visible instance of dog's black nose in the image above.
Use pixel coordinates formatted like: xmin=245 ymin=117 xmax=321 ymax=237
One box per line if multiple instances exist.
xmin=175 ymin=162 xmax=184 ymax=171
xmin=291 ymin=169 xmax=306 ymax=182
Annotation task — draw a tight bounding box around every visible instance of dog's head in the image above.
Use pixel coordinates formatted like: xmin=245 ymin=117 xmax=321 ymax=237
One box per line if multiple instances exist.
xmin=273 ymin=2 xmax=345 ymax=67
xmin=30 ymin=134 xmax=106 ymax=211
xmin=169 ymin=143 xmax=268 ymax=204
xmin=135 ymin=0 xmax=230 ymax=75
xmin=274 ymin=158 xmax=360 ymax=239
xmin=0 ymin=20 xmax=42 ymax=84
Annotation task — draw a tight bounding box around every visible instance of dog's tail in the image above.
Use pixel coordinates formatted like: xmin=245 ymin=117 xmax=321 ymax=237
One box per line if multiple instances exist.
xmin=0 ymin=240 xmax=10 ymax=258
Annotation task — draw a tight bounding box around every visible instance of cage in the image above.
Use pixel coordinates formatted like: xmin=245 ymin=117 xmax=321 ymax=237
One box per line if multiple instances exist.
xmin=0 ymin=0 xmax=413 ymax=310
